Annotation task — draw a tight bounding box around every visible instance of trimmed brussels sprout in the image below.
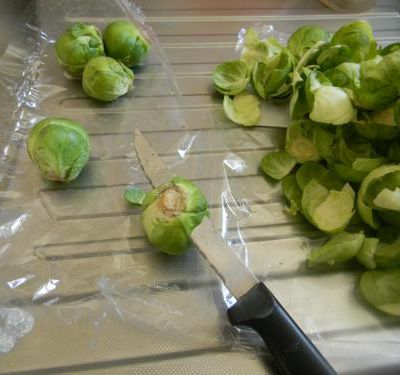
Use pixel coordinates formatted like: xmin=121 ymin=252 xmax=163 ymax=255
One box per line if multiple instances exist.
xmin=55 ymin=23 xmax=105 ymax=77
xmin=27 ymin=117 xmax=90 ymax=182
xmin=103 ymin=20 xmax=150 ymax=68
xmin=251 ymin=47 xmax=294 ymax=102
xmin=356 ymin=237 xmax=379 ymax=269
xmin=282 ymin=174 xmax=302 ymax=216
xmin=212 ymin=61 xmax=251 ymax=95
xmin=330 ymin=21 xmax=377 ymax=63
xmin=360 ymin=269 xmax=400 ymax=316
xmin=223 ymin=93 xmax=260 ymax=126
xmin=307 ymin=231 xmax=365 ymax=267
xmin=138 ymin=177 xmax=209 ymax=255
xmin=82 ymin=56 xmax=134 ymax=101
xmin=301 ymin=179 xmax=355 ymax=233
xmin=260 ymin=151 xmax=297 ymax=180
xmin=357 ymin=164 xmax=400 ymax=229
xmin=287 ymin=25 xmax=330 ymax=61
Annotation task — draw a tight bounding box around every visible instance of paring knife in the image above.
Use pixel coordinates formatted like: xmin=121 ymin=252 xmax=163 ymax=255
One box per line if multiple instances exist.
xmin=134 ymin=129 xmax=335 ymax=375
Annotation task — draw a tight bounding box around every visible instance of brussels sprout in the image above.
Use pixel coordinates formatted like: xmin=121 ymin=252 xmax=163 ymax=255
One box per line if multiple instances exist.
xmin=103 ymin=20 xmax=150 ymax=68
xmin=287 ymin=25 xmax=330 ymax=61
xmin=357 ymin=164 xmax=400 ymax=229
xmin=324 ymin=62 xmax=360 ymax=90
xmin=360 ymin=269 xmax=400 ymax=316
xmin=82 ymin=56 xmax=134 ymax=101
xmin=356 ymin=237 xmax=379 ymax=269
xmin=55 ymin=23 xmax=105 ymax=77
xmin=139 ymin=177 xmax=209 ymax=255
xmin=330 ymin=21 xmax=377 ymax=63
xmin=282 ymin=174 xmax=302 ymax=216
xmin=379 ymin=42 xmax=400 ymax=56
xmin=301 ymin=179 xmax=355 ymax=233
xmin=27 ymin=117 xmax=90 ymax=182
xmin=296 ymin=162 xmax=342 ymax=191
xmin=212 ymin=61 xmax=251 ymax=95
xmin=374 ymin=240 xmax=400 ymax=268
xmin=317 ymin=44 xmax=354 ymax=71
xmin=307 ymin=231 xmax=365 ymax=267
xmin=260 ymin=151 xmax=297 ymax=180
xmin=223 ymin=93 xmax=260 ymax=126
xmin=251 ymin=47 xmax=294 ymax=102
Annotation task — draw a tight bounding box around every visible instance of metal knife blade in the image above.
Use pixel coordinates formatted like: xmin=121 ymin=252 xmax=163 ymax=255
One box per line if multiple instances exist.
xmin=134 ymin=128 xmax=258 ymax=299
xmin=133 ymin=129 xmax=335 ymax=375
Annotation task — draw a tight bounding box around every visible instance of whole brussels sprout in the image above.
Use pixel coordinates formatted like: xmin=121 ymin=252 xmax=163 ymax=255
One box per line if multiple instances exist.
xmin=125 ymin=177 xmax=209 ymax=255
xmin=103 ymin=20 xmax=150 ymax=68
xmin=82 ymin=56 xmax=134 ymax=101
xmin=27 ymin=117 xmax=90 ymax=182
xmin=55 ymin=23 xmax=105 ymax=77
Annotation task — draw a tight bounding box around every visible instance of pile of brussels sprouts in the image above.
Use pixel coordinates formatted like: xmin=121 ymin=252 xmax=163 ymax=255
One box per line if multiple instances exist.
xmin=55 ymin=20 xmax=150 ymax=101
xmin=213 ymin=21 xmax=400 ymax=316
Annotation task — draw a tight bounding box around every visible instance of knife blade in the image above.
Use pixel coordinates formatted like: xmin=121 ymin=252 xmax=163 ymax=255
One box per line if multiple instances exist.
xmin=134 ymin=129 xmax=335 ymax=375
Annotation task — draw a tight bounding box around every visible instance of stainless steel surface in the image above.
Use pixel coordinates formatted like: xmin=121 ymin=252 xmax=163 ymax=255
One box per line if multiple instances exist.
xmin=0 ymin=0 xmax=400 ymax=374
xmin=135 ymin=129 xmax=258 ymax=299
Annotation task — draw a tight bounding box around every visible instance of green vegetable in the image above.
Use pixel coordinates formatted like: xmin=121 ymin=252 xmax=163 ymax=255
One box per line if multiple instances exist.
xmin=282 ymin=174 xmax=302 ymax=215
xmin=223 ymin=93 xmax=260 ymax=126
xmin=55 ymin=23 xmax=104 ymax=77
xmin=356 ymin=237 xmax=379 ymax=269
xmin=240 ymin=28 xmax=282 ymax=66
xmin=260 ymin=151 xmax=297 ymax=180
xmin=140 ymin=177 xmax=209 ymax=255
xmin=360 ymin=269 xmax=400 ymax=316
xmin=357 ymin=164 xmax=400 ymax=229
xmin=212 ymin=61 xmax=251 ymax=95
xmin=27 ymin=117 xmax=90 ymax=182
xmin=82 ymin=56 xmax=134 ymax=101
xmin=251 ymin=47 xmax=294 ymax=102
xmin=330 ymin=21 xmax=377 ymax=63
xmin=124 ymin=187 xmax=147 ymax=207
xmin=287 ymin=25 xmax=330 ymax=61
xmin=301 ymin=179 xmax=355 ymax=233
xmin=103 ymin=20 xmax=150 ymax=67
xmin=308 ymin=231 xmax=365 ymax=267
xmin=296 ymin=162 xmax=342 ymax=191
xmin=375 ymin=240 xmax=400 ymax=268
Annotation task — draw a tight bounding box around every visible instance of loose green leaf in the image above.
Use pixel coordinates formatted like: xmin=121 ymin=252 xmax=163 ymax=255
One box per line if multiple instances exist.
xmin=308 ymin=231 xmax=365 ymax=267
xmin=282 ymin=174 xmax=303 ymax=216
xmin=375 ymin=240 xmax=400 ymax=268
xmin=356 ymin=237 xmax=379 ymax=269
xmin=223 ymin=93 xmax=260 ymax=126
xmin=260 ymin=151 xmax=297 ymax=180
xmin=124 ymin=187 xmax=147 ymax=207
xmin=360 ymin=269 xmax=400 ymax=316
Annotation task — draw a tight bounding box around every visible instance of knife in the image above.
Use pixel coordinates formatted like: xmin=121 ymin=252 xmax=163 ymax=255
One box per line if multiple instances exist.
xmin=134 ymin=129 xmax=335 ymax=375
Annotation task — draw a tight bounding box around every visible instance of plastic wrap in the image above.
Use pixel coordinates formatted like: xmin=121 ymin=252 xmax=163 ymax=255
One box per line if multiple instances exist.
xmin=0 ymin=1 xmax=400 ymax=374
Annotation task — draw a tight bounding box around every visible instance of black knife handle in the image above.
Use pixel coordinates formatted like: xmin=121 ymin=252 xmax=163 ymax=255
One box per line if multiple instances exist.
xmin=228 ymin=282 xmax=336 ymax=375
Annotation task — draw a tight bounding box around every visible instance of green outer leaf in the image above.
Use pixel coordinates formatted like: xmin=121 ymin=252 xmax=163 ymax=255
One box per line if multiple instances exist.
xmin=302 ymin=180 xmax=355 ymax=233
xmin=356 ymin=237 xmax=378 ymax=269
xmin=260 ymin=151 xmax=297 ymax=180
xmin=124 ymin=187 xmax=147 ymax=207
xmin=360 ymin=269 xmax=400 ymax=316
xmin=296 ymin=162 xmax=342 ymax=191
xmin=331 ymin=163 xmax=367 ymax=184
xmin=358 ymin=164 xmax=400 ymax=229
xmin=308 ymin=231 xmax=365 ymax=267
xmin=223 ymin=93 xmax=260 ymax=126
xmin=375 ymin=240 xmax=400 ymax=268
xmin=212 ymin=60 xmax=251 ymax=96
xmin=282 ymin=174 xmax=302 ymax=216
